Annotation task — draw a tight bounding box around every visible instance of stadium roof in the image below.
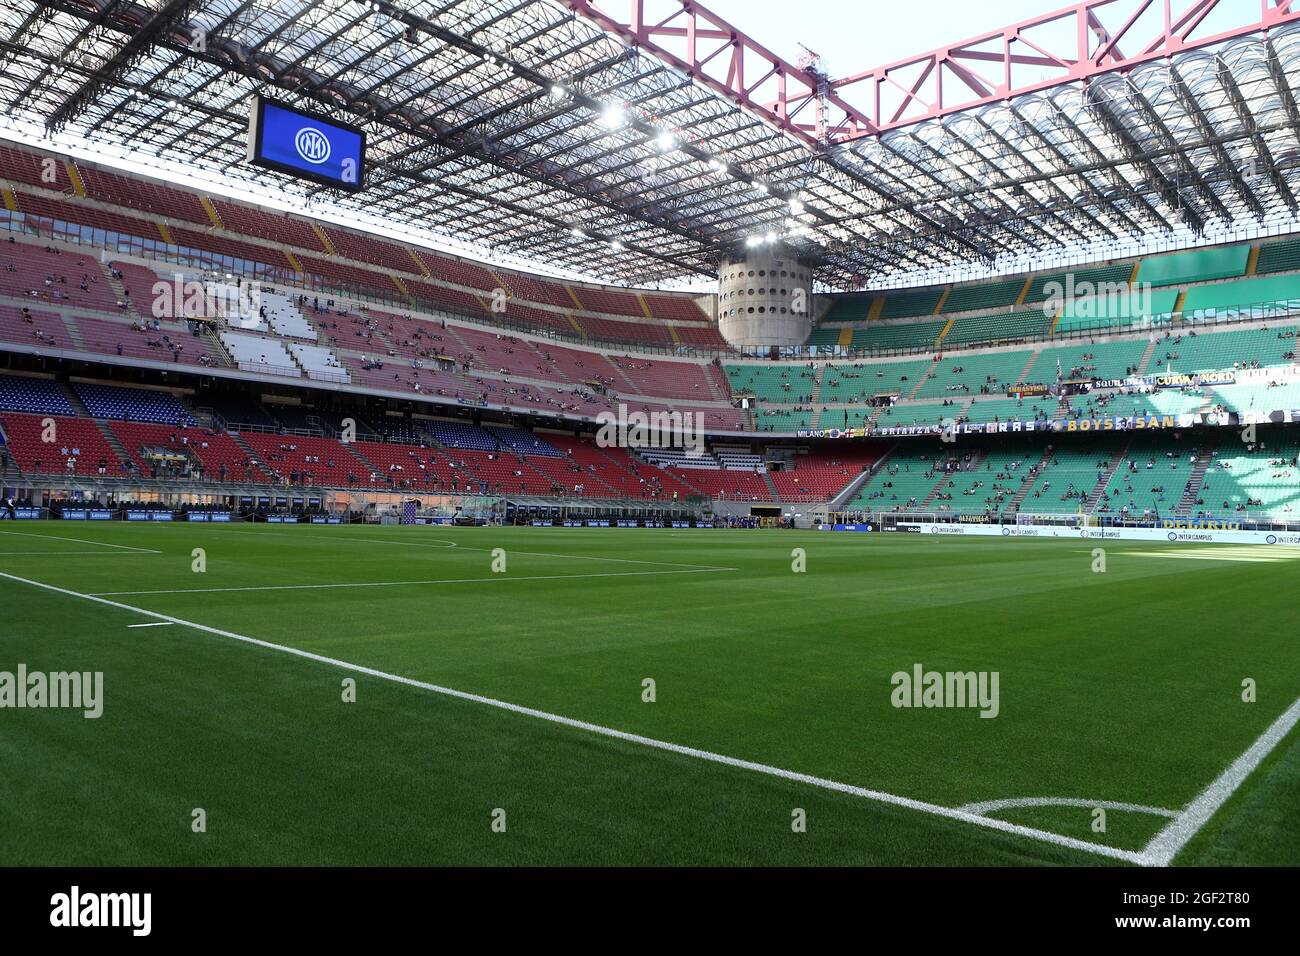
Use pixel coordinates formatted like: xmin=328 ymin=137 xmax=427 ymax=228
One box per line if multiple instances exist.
xmin=2 ymin=0 xmax=1300 ymax=289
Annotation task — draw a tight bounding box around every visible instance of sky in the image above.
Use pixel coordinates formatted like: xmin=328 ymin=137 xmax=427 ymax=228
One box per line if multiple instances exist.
xmin=700 ymin=0 xmax=1064 ymax=75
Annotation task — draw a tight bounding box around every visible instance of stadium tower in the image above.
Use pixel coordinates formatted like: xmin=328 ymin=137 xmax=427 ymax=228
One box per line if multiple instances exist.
xmin=717 ymin=248 xmax=813 ymax=349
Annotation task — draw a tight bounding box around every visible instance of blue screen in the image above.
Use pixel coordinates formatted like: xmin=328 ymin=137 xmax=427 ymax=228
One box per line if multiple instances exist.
xmin=251 ymin=100 xmax=365 ymax=190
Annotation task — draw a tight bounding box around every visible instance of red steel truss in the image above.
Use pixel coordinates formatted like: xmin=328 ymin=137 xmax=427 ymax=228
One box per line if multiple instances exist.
xmin=565 ymin=0 xmax=1300 ymax=145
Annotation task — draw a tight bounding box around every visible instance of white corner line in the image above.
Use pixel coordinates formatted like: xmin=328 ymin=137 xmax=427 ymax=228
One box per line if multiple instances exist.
xmin=959 ymin=796 xmax=1179 ymax=818
xmin=1142 ymin=693 xmax=1300 ymax=866
xmin=0 ymin=568 xmax=1143 ymax=866
xmin=127 ymin=622 xmax=175 ymax=628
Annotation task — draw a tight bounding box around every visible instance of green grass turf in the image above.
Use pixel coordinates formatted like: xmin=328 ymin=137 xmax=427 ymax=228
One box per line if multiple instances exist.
xmin=1 ymin=523 xmax=1297 ymax=865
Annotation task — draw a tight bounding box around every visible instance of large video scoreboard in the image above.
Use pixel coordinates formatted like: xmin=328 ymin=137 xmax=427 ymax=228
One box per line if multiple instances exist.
xmin=246 ymin=96 xmax=366 ymax=191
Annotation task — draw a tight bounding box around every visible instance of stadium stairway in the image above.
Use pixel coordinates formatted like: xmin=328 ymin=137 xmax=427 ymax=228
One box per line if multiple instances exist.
xmin=93 ymin=419 xmax=133 ymax=468
xmin=761 ymin=468 xmax=781 ymax=501
xmin=827 ymin=464 xmax=877 ymax=510
xmin=229 ymin=432 xmax=265 ymax=476
xmin=56 ymin=380 xmax=91 ymax=417
xmin=903 ymin=358 xmax=941 ymax=401
xmin=57 ymin=312 xmax=86 ymax=351
xmin=704 ymin=365 xmax=730 ymax=402
xmin=1176 ymin=439 xmax=1219 ymax=517
xmin=342 ymin=441 xmax=381 ymax=478
xmin=1009 ymin=447 xmax=1057 ymax=513
xmin=923 ymin=449 xmax=983 ymax=508
xmin=1084 ymin=440 xmax=1131 ymax=513
xmin=1136 ymin=337 xmax=1161 ymax=374
xmin=99 ymin=261 xmax=139 ymax=322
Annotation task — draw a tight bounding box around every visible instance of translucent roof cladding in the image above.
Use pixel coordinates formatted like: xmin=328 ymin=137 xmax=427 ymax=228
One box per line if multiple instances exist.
xmin=1 ymin=1 xmax=1299 ymax=291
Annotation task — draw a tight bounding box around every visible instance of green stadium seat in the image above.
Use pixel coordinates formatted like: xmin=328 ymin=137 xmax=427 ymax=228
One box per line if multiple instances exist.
xmin=1198 ymin=439 xmax=1300 ymax=518
xmin=1056 ymin=288 xmax=1179 ymax=332
xmin=943 ymin=309 xmax=1051 ymax=345
xmin=822 ymin=293 xmax=874 ymax=323
xmin=1255 ymin=238 xmax=1300 ymax=276
xmin=1181 ymin=274 xmax=1300 ymax=321
xmin=725 ymin=363 xmax=818 ymax=404
xmin=879 ymin=287 xmax=945 ymax=320
xmin=819 ymin=360 xmax=933 ymax=403
xmin=1138 ymin=244 xmax=1251 ymax=287
xmin=1035 ymin=340 xmax=1149 ymax=381
xmin=912 ymin=350 xmax=1036 ymax=400
xmin=941 ymin=276 xmax=1026 ymax=314
xmin=850 ymin=319 xmax=946 ymax=351
xmin=847 ymin=445 xmax=946 ymax=510
xmin=1022 ymin=263 xmax=1134 ymax=307
xmin=1147 ymin=327 xmax=1297 ymax=375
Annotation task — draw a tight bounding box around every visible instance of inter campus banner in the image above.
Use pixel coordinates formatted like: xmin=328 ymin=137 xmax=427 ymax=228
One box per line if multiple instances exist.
xmin=874 ymin=522 xmax=1300 ymax=545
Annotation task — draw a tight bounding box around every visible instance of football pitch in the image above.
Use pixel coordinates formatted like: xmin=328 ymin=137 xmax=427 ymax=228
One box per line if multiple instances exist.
xmin=2 ymin=523 xmax=1298 ymax=867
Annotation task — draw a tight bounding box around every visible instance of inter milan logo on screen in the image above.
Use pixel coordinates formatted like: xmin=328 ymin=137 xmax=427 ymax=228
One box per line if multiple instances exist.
xmin=295 ymin=126 xmax=331 ymax=165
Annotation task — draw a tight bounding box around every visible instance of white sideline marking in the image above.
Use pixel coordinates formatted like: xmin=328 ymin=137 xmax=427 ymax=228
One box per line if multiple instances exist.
xmin=197 ymin=527 xmax=737 ymax=572
xmin=0 ymin=568 xmax=1144 ymax=865
xmin=1142 ymin=694 xmax=1300 ymax=866
xmin=90 ymin=567 xmax=735 ymax=596
xmin=960 ymin=796 xmax=1178 ymax=818
xmin=322 ymin=534 xmax=737 ymax=571
xmin=127 ymin=622 xmax=174 ymax=629
xmin=0 ymin=530 xmax=159 ymax=553
xmin=1127 ymin=551 xmax=1292 ymax=563
xmin=0 ymin=551 xmax=161 ymax=557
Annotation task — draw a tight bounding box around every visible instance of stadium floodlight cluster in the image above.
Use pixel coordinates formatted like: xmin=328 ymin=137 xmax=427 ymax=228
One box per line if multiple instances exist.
xmin=0 ymin=0 xmax=1299 ymax=290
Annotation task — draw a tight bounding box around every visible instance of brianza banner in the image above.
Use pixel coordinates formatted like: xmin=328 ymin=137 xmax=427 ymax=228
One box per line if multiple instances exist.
xmin=894 ymin=523 xmax=1300 ymax=545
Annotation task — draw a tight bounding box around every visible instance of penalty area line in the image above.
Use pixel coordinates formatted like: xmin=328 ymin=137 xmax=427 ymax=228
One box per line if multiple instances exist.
xmin=0 ymin=568 xmax=1145 ymax=866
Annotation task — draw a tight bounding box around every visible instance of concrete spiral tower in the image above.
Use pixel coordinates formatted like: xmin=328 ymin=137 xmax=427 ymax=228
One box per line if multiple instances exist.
xmin=716 ymin=248 xmax=813 ymax=349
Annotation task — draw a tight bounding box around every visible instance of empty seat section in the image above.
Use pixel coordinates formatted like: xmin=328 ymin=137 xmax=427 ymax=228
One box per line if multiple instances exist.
xmin=941 ymin=276 xmax=1026 ymax=314
xmin=1022 ymin=263 xmax=1133 ymax=305
xmin=851 ymin=318 xmax=946 ymax=351
xmin=76 ymin=165 xmax=209 ymax=224
xmin=219 ymin=331 xmax=300 ymax=378
xmin=1255 ymin=238 xmax=1300 ymax=276
xmin=1138 ymin=244 xmax=1250 ymax=286
xmin=73 ymin=382 xmax=195 ymax=424
xmin=209 ymin=199 xmax=324 ymax=250
xmin=943 ymin=309 xmax=1048 ymax=345
xmin=879 ymin=287 xmax=944 ymax=320
xmin=1181 ymin=274 xmax=1300 ymax=321
xmin=0 ymin=374 xmax=74 ymax=414
xmin=1056 ymin=288 xmax=1179 ymax=332
xmin=288 ymin=343 xmax=350 ymax=382
xmin=608 ymin=356 xmax=714 ymax=400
